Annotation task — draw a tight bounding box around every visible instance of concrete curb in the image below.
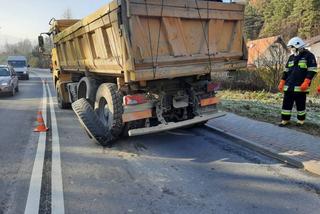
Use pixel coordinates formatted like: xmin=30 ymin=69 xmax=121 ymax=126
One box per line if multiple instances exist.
xmin=204 ymin=124 xmax=320 ymax=175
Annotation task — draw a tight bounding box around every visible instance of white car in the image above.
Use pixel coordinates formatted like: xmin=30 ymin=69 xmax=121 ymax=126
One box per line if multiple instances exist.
xmin=7 ymin=56 xmax=30 ymax=80
xmin=0 ymin=65 xmax=19 ymax=96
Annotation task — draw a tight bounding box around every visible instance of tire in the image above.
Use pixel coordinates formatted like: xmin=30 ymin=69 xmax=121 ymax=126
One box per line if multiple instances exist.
xmin=94 ymin=83 xmax=123 ymax=139
xmin=15 ymin=85 xmax=19 ymax=92
xmin=56 ymin=82 xmax=70 ymax=109
xmin=72 ymin=98 xmax=112 ymax=146
xmin=77 ymin=77 xmax=99 ymax=106
xmin=10 ymin=86 xmax=15 ymax=96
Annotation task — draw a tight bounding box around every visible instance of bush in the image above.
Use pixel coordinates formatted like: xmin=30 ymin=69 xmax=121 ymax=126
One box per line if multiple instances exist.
xmin=216 ymin=68 xmax=320 ymax=97
xmin=217 ymin=69 xmax=268 ymax=91
xmin=310 ymin=73 xmax=320 ymax=96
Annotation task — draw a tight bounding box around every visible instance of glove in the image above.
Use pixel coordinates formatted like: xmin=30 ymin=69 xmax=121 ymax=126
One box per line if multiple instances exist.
xmin=278 ymin=80 xmax=286 ymax=92
xmin=300 ymin=78 xmax=311 ymax=92
xmin=317 ymin=86 xmax=320 ymax=94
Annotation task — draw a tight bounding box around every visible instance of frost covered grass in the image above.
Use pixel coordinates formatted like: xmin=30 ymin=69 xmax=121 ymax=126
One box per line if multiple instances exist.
xmin=217 ymin=90 xmax=320 ymax=137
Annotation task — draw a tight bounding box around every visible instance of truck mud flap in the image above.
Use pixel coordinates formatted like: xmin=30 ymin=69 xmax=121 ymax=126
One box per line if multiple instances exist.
xmin=128 ymin=112 xmax=226 ymax=137
xmin=72 ymin=98 xmax=113 ymax=146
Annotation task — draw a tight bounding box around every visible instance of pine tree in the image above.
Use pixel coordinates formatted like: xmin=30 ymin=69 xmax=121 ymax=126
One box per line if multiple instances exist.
xmin=244 ymin=0 xmax=320 ymax=41
xmin=290 ymin=0 xmax=320 ymax=38
xmin=244 ymin=4 xmax=264 ymax=40
xmin=260 ymin=0 xmax=296 ymax=40
xmin=244 ymin=0 xmax=269 ymax=40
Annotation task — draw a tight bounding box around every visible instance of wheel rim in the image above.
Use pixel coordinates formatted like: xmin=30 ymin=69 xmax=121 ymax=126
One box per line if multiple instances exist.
xmin=98 ymin=97 xmax=112 ymax=129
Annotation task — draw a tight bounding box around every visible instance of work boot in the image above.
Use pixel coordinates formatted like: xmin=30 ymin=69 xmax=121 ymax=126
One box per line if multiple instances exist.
xmin=278 ymin=120 xmax=289 ymax=127
xmin=296 ymin=120 xmax=305 ymax=126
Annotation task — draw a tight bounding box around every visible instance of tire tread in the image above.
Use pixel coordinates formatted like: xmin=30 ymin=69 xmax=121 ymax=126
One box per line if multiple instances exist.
xmin=72 ymin=98 xmax=112 ymax=146
xmin=95 ymin=83 xmax=123 ymax=139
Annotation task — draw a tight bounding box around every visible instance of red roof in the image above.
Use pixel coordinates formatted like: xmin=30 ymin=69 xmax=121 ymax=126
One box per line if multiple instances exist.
xmin=247 ymin=36 xmax=284 ymax=67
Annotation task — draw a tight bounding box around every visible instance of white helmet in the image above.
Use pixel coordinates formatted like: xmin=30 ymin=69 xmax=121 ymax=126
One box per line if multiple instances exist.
xmin=287 ymin=37 xmax=305 ymax=49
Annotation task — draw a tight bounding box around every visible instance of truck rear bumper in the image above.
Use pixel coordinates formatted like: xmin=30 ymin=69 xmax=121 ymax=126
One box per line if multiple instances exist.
xmin=128 ymin=111 xmax=226 ymax=137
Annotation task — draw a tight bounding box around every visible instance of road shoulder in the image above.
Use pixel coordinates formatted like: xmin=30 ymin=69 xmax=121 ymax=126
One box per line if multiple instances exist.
xmin=206 ymin=113 xmax=320 ymax=176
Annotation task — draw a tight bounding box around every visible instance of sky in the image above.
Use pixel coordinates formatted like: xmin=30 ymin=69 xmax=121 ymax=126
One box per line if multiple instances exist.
xmin=0 ymin=0 xmax=110 ymax=44
xmin=0 ymin=0 xmax=237 ymax=45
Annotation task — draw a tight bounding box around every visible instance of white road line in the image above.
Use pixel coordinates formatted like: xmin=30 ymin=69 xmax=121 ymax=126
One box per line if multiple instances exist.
xmin=46 ymin=83 xmax=65 ymax=214
xmin=24 ymin=80 xmax=47 ymax=214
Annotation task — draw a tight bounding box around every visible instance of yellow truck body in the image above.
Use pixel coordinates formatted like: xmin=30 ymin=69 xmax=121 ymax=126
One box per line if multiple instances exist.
xmin=43 ymin=0 xmax=247 ymax=145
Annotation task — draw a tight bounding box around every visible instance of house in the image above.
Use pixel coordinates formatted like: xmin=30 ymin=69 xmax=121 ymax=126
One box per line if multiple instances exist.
xmin=247 ymin=36 xmax=288 ymax=68
xmin=305 ymin=35 xmax=320 ymax=66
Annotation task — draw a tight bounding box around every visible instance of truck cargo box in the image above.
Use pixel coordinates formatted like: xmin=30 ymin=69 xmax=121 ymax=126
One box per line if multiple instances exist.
xmin=52 ymin=0 xmax=247 ymax=82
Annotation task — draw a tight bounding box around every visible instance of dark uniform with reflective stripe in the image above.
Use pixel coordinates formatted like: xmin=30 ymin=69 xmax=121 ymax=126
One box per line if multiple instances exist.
xmin=281 ymin=49 xmax=318 ymax=121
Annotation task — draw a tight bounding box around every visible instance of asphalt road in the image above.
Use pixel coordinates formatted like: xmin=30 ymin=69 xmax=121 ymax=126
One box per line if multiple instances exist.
xmin=0 ymin=69 xmax=320 ymax=214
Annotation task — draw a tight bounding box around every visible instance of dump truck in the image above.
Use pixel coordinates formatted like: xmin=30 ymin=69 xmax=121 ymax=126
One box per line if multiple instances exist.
xmin=39 ymin=0 xmax=247 ymax=145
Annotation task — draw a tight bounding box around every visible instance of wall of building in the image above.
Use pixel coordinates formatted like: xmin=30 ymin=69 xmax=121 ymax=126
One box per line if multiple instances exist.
xmin=309 ymin=42 xmax=320 ymax=66
xmin=254 ymin=43 xmax=288 ymax=68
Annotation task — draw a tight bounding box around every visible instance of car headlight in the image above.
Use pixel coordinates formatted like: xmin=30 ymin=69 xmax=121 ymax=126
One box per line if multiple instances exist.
xmin=1 ymin=82 xmax=8 ymax=86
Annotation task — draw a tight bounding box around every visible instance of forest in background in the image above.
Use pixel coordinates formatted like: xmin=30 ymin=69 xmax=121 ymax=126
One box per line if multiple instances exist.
xmin=0 ymin=38 xmax=52 ymax=68
xmin=245 ymin=0 xmax=320 ymax=41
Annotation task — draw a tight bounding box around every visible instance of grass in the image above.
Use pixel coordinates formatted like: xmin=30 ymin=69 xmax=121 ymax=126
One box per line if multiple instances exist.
xmin=217 ymin=90 xmax=320 ymax=137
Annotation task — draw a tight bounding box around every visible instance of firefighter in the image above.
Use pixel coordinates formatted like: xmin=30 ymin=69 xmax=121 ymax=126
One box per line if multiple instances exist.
xmin=278 ymin=37 xmax=318 ymax=127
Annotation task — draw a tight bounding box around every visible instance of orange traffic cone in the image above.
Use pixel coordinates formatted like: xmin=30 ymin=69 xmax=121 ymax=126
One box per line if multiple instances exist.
xmin=36 ymin=111 xmax=43 ymax=123
xmin=34 ymin=111 xmax=49 ymax=132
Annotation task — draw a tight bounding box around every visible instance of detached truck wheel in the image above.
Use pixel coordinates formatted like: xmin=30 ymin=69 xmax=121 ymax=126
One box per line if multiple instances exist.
xmin=94 ymin=83 xmax=123 ymax=139
xmin=72 ymin=98 xmax=112 ymax=146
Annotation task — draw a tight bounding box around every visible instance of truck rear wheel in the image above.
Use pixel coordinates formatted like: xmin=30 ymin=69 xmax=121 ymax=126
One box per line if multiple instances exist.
xmin=94 ymin=83 xmax=123 ymax=139
xmin=56 ymin=81 xmax=70 ymax=109
xmin=77 ymin=77 xmax=99 ymax=106
xmin=72 ymin=98 xmax=112 ymax=146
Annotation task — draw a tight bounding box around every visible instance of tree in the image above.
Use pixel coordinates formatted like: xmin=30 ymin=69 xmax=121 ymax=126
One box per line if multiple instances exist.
xmin=244 ymin=4 xmax=264 ymax=40
xmin=247 ymin=0 xmax=320 ymax=40
xmin=4 ymin=39 xmax=33 ymax=55
xmin=290 ymin=0 xmax=320 ymax=39
xmin=255 ymin=42 xmax=289 ymax=91
xmin=260 ymin=0 xmax=296 ymax=40
xmin=36 ymin=36 xmax=53 ymax=68
xmin=2 ymin=38 xmax=52 ymax=68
